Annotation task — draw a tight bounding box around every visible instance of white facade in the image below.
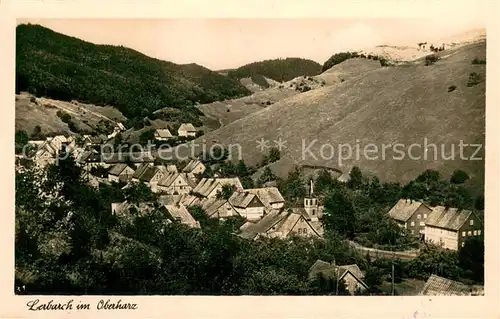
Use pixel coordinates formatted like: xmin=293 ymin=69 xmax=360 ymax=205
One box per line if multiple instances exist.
xmin=424 ymin=226 xmax=459 ymax=251
xmin=234 ymin=206 xmax=265 ymax=221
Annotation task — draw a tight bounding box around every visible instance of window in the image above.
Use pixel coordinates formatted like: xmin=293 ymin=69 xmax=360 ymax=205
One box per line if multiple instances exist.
xmin=473 ymin=230 xmax=477 ymax=236
xmin=419 ymin=222 xmax=425 ymax=226
xmin=297 ymin=228 xmax=302 ymax=234
xmin=478 ymin=230 xmax=482 ymax=236
xmin=470 ymin=219 xmax=474 ymax=226
xmin=417 ymin=214 xmax=421 ymax=220
xmin=411 ymin=221 xmax=415 ymax=226
xmin=305 ymin=199 xmax=309 ymax=206
xmin=424 ymin=214 xmax=427 ymax=219
xmin=462 ymin=231 xmax=466 ymax=237
xmin=312 ymin=209 xmax=316 ymax=215
xmin=468 ymin=231 xmax=472 ymax=236
xmin=462 ymin=242 xmax=465 ymax=247
xmin=303 ymin=228 xmax=308 ymax=233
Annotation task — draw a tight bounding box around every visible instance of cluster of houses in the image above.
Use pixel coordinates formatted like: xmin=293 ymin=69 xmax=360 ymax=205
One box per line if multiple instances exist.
xmin=387 ymin=198 xmax=483 ymax=251
xmin=106 ymin=155 xmax=325 ymax=240
xmin=154 ymin=123 xmax=197 ymax=140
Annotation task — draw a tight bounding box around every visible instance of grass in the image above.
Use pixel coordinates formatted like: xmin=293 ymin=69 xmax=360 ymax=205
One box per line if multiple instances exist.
xmin=175 ymin=41 xmax=485 ymax=192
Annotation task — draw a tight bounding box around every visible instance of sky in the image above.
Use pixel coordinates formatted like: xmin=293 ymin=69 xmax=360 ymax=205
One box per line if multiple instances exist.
xmin=17 ymin=18 xmax=485 ymax=70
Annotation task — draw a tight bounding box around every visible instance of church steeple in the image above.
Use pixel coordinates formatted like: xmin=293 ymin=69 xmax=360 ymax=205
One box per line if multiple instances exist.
xmin=304 ymin=178 xmax=319 ymax=221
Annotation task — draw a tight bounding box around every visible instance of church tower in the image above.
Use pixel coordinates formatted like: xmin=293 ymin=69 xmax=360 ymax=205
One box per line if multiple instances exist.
xmin=304 ymin=179 xmax=321 ymax=221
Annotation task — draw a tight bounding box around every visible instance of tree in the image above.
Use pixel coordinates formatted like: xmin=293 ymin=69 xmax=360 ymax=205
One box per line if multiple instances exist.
xmin=268 ymin=147 xmax=281 ymax=163
xmin=258 ymin=166 xmax=277 ymax=185
xmin=347 ymin=166 xmax=363 ymax=189
xmin=315 ymin=169 xmax=334 ymax=194
xmin=15 ymin=130 xmax=29 ymax=154
xmin=280 ymin=166 xmax=306 ymax=201
xmin=31 ymin=125 xmax=45 ymax=140
xmin=459 ymin=237 xmax=484 ymax=283
xmin=450 ymin=170 xmax=469 ymax=184
xmin=216 ymin=184 xmax=237 ymax=200
xmin=425 ymin=54 xmax=439 ymax=66
xmin=323 ymin=191 xmax=356 ymax=238
xmin=123 ymin=182 xmax=157 ymax=203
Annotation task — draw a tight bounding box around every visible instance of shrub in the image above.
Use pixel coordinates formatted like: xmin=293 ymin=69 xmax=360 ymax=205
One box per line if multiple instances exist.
xmin=425 ymin=54 xmax=439 ymax=66
xmin=379 ymin=58 xmax=389 ymax=67
xmin=467 ymin=72 xmax=481 ymax=87
xmin=471 ymin=58 xmax=486 ymax=65
xmin=448 ymin=85 xmax=457 ymax=92
xmin=56 ymin=110 xmax=72 ymax=123
xmin=450 ymin=169 xmax=469 ymax=184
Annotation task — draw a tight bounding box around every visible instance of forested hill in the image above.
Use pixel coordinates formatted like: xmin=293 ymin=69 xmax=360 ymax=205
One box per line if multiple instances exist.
xmin=227 ymin=58 xmax=323 ymax=83
xmin=16 ymin=24 xmax=251 ymax=119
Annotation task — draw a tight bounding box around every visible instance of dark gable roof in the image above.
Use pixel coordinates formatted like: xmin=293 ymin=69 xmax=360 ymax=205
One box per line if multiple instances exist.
xmin=139 ymin=167 xmax=160 ymax=182
xmin=108 ymin=163 xmax=131 ymax=176
xmin=425 ymin=206 xmax=477 ymax=231
xmin=387 ymin=198 xmax=428 ymax=222
xmin=132 ymin=163 xmax=151 ymax=179
xmin=308 ymin=260 xmax=368 ymax=289
xmin=419 ymin=275 xmax=471 ymax=296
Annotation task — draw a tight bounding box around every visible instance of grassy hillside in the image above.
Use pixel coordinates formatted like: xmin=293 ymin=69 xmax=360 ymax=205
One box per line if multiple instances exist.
xmin=16 ymin=24 xmax=251 ymax=119
xmin=227 ymin=58 xmax=322 ymax=83
xmin=172 ymin=41 xmax=486 ymax=191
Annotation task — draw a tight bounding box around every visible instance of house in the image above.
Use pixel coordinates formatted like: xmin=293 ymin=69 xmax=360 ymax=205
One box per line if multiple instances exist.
xmin=178 ymin=123 xmax=197 ymax=137
xmin=83 ymin=135 xmax=105 ymax=147
xmin=164 ymin=203 xmax=201 ymax=228
xmin=308 ymin=260 xmax=368 ymax=295
xmin=154 ymin=128 xmax=173 ymax=141
xmin=192 ymin=177 xmax=243 ymax=198
xmin=131 ymin=163 xmax=152 ymax=182
xmin=139 ymin=167 xmax=165 ymax=191
xmin=108 ymin=163 xmax=135 ymax=183
xmin=238 ymin=208 xmax=323 ymax=240
xmin=200 ymin=197 xmax=240 ymax=219
xmin=111 ymin=201 xmax=156 ymax=217
xmin=387 ymin=198 xmax=433 ymax=239
xmin=182 ymin=158 xmax=206 ymax=175
xmin=424 ymin=206 xmax=483 ymax=251
xmin=228 ymin=191 xmax=265 ymax=221
xmin=245 ymin=187 xmax=285 ymax=211
xmin=156 ymin=172 xmax=197 ymax=195
xmin=102 ymin=151 xmax=155 ymax=165
xmin=418 ymin=275 xmax=473 ymax=296
xmin=34 ymin=135 xmax=76 ymax=167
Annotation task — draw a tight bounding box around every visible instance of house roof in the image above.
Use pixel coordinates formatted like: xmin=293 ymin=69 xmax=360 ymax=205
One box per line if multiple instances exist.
xmin=108 ymin=163 xmax=134 ymax=176
xmin=419 ymin=275 xmax=471 ymax=296
xmin=182 ymin=159 xmax=205 ymax=173
xmin=155 ymin=129 xmax=173 ymax=138
xmin=178 ymin=123 xmax=196 ymax=132
xmin=192 ymin=177 xmax=243 ymax=197
xmin=102 ymin=152 xmax=155 ymax=164
xmin=238 ymin=209 xmax=287 ymax=240
xmin=245 ymin=187 xmax=285 ymax=207
xmin=425 ymin=206 xmax=476 ymax=231
xmin=165 ymin=203 xmax=200 ymax=228
xmin=272 ymin=208 xmax=323 ymax=238
xmin=132 ymin=163 xmax=152 ymax=179
xmin=387 ymin=199 xmax=427 ymax=222
xmin=112 ymin=200 xmax=156 ymax=216
xmin=198 ymin=197 xmax=238 ymax=218
xmin=308 ymin=260 xmax=367 ymax=288
xmin=139 ymin=167 xmax=160 ymax=182
xmin=158 ymin=195 xmax=183 ymax=206
xmin=85 ymin=135 xmax=104 ymax=144
xmin=228 ymin=191 xmax=261 ymax=208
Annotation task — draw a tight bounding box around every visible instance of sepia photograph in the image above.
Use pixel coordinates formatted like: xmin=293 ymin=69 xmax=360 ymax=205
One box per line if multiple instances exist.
xmin=12 ymin=13 xmax=488 ymax=301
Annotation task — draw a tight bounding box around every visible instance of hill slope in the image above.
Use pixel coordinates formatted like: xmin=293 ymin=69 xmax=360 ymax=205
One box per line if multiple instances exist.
xmin=227 ymin=58 xmax=322 ymax=84
xmin=172 ymin=41 xmax=486 ymax=189
xmin=16 ymin=24 xmax=251 ymax=119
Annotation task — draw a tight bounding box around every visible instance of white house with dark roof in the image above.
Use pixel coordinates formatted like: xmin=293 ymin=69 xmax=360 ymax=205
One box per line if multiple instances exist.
xmin=182 ymin=158 xmax=206 ymax=175
xmin=165 ymin=203 xmax=200 ymax=228
xmin=108 ymin=163 xmax=135 ymax=183
xmin=156 ymin=172 xmax=197 ymax=195
xmin=178 ymin=123 xmax=197 ymax=137
xmin=199 ymin=197 xmax=240 ymax=219
xmin=308 ymin=260 xmax=368 ymax=295
xmin=424 ymin=206 xmax=483 ymax=251
xmin=154 ymin=128 xmax=173 ymax=141
xmin=245 ymin=187 xmax=285 ymax=211
xmin=192 ymin=177 xmax=243 ymax=198
xmin=229 ymin=191 xmax=265 ymax=221
xmin=238 ymin=208 xmax=323 ymax=240
xmin=387 ymin=198 xmax=433 ymax=238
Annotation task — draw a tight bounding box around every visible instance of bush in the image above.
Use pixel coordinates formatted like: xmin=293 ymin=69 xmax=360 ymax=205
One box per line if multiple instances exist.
xmin=448 ymin=85 xmax=457 ymax=92
xmin=467 ymin=72 xmax=481 ymax=87
xmin=450 ymin=169 xmax=469 ymax=184
xmin=471 ymin=58 xmax=486 ymax=65
xmin=56 ymin=110 xmax=72 ymax=123
xmin=425 ymin=55 xmax=439 ymax=66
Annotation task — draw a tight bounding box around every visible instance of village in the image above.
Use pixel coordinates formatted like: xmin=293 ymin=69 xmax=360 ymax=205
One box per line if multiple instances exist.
xmin=14 ymin=123 xmax=485 ymax=296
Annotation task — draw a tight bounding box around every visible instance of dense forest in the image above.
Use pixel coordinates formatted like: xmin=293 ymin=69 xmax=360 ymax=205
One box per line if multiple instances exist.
xmin=15 ymin=147 xmax=484 ymax=295
xmin=15 ymin=24 xmax=251 ymax=119
xmin=227 ymin=58 xmax=323 ymax=83
xmin=321 ymin=51 xmax=389 ymax=72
